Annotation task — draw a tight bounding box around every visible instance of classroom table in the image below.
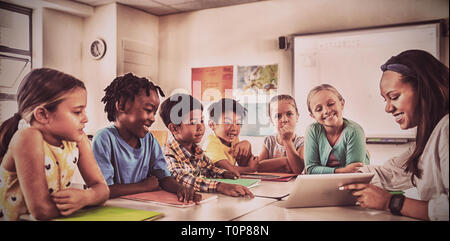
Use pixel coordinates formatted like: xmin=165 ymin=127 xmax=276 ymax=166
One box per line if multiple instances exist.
xmin=233 ymin=199 xmax=417 ymax=221
xmin=247 ymin=179 xmax=418 ymax=221
xmin=250 ymin=179 xmax=294 ymax=200
xmin=106 ymin=194 xmax=277 ymax=221
xmin=106 ymin=178 xmax=418 ymax=221
xmin=18 ymin=179 xmax=417 ymax=221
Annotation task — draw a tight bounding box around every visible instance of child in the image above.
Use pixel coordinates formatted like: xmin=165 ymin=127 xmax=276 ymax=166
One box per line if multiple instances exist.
xmin=159 ymin=93 xmax=254 ymax=197
xmin=305 ymin=84 xmax=370 ymax=174
xmin=258 ymin=95 xmax=305 ymax=174
xmin=0 ymin=68 xmax=109 ymax=221
xmin=92 ymin=73 xmax=199 ymax=203
xmin=205 ymin=98 xmax=259 ymax=176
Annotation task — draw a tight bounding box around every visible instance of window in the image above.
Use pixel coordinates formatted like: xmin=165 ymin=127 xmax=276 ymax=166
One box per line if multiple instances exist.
xmin=0 ymin=2 xmax=32 ymax=122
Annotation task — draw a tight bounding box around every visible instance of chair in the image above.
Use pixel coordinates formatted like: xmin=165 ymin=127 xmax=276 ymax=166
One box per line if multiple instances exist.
xmin=150 ymin=130 xmax=168 ymax=146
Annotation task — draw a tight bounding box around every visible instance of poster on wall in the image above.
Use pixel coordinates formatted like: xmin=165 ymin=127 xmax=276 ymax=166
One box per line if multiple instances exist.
xmin=191 ymin=65 xmax=234 ymax=102
xmin=236 ymin=64 xmax=278 ymax=136
xmin=236 ymin=64 xmax=278 ymax=99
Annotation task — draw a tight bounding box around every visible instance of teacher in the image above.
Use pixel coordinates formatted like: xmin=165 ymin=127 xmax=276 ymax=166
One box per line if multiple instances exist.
xmin=341 ymin=49 xmax=448 ymax=221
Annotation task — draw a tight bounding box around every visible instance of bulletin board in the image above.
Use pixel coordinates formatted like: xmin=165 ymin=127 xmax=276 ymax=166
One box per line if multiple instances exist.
xmin=293 ymin=21 xmax=442 ymax=139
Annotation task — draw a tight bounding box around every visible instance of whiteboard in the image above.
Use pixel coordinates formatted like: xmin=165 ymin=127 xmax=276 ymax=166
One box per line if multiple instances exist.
xmin=293 ymin=23 xmax=440 ymax=138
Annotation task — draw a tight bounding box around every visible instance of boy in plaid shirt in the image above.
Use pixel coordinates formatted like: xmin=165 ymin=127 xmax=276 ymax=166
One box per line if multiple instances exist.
xmin=159 ymin=93 xmax=254 ymax=197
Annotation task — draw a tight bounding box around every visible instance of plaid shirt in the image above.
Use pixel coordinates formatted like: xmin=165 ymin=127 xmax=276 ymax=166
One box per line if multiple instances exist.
xmin=164 ymin=137 xmax=227 ymax=193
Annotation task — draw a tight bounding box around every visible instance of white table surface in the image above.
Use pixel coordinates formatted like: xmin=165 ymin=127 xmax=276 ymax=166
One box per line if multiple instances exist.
xmin=234 ymin=199 xmax=418 ymax=221
xmin=106 ymin=193 xmax=277 ymax=221
xmin=250 ymin=179 xmax=296 ymax=199
xmin=42 ymin=178 xmax=419 ymax=221
xmin=106 ymin=178 xmax=417 ymax=221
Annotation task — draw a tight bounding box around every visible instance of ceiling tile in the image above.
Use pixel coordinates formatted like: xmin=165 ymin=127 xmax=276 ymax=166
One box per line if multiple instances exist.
xmin=71 ymin=0 xmax=267 ymax=16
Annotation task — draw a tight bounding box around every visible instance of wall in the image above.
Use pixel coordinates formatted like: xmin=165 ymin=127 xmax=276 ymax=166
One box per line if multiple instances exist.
xmin=39 ymin=3 xmax=116 ymax=135
xmin=24 ymin=0 xmax=450 ymax=190
xmin=158 ymin=0 xmax=449 ymax=166
xmin=116 ymin=3 xmax=159 ymax=80
xmin=37 ymin=0 xmax=450 ymax=138
xmin=39 ymin=2 xmax=162 ymax=136
xmin=42 ymin=8 xmax=83 ymax=79
xmin=3 ymin=0 xmax=94 ymax=68
xmin=159 ymin=0 xmax=449 ymax=96
xmin=30 ymin=0 xmax=450 ymax=145
xmin=82 ymin=3 xmax=117 ymax=135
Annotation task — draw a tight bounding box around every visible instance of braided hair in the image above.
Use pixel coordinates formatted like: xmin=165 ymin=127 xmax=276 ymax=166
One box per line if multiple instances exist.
xmin=102 ymin=73 xmax=165 ymax=122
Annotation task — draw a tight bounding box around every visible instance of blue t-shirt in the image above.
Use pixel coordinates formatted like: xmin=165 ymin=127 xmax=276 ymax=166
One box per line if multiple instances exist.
xmin=92 ymin=126 xmax=171 ymax=185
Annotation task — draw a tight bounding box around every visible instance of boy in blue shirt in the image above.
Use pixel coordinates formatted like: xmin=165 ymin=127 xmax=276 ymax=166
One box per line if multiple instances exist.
xmin=92 ymin=73 xmax=200 ymax=203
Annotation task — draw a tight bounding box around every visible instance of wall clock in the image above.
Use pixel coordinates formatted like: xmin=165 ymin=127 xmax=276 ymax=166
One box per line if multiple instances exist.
xmin=90 ymin=38 xmax=106 ymax=60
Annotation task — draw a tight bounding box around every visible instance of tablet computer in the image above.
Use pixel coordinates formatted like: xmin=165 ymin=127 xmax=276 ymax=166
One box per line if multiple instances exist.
xmin=284 ymin=173 xmax=374 ymax=208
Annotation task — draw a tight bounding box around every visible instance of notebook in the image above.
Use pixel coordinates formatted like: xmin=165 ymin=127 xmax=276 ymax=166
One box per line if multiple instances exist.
xmin=240 ymin=172 xmax=298 ymax=182
xmin=206 ymin=178 xmax=261 ymax=188
xmin=121 ymin=190 xmax=218 ymax=208
xmin=52 ymin=206 xmax=164 ymax=221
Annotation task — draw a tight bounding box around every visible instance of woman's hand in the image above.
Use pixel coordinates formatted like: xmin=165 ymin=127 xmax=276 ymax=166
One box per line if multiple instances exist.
xmin=339 ymin=183 xmax=391 ymax=210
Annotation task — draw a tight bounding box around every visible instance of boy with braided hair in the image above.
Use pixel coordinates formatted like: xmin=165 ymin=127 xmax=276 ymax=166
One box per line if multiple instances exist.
xmin=92 ymin=73 xmax=200 ymax=203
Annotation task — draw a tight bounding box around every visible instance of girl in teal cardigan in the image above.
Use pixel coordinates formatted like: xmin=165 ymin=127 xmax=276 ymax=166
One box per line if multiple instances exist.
xmin=305 ymin=84 xmax=370 ymax=174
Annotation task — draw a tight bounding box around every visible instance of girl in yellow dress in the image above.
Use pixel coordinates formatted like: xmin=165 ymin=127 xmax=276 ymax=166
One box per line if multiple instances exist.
xmin=0 ymin=68 xmax=109 ymax=220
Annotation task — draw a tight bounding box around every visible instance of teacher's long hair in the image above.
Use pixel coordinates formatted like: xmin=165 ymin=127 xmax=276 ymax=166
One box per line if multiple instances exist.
xmin=382 ymin=50 xmax=449 ymax=185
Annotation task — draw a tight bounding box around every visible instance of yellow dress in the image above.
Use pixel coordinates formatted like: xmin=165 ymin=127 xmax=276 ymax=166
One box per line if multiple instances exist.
xmin=0 ymin=140 xmax=79 ymax=221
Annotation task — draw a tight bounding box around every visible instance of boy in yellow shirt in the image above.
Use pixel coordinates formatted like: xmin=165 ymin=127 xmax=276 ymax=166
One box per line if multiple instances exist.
xmin=205 ymin=98 xmax=259 ymax=176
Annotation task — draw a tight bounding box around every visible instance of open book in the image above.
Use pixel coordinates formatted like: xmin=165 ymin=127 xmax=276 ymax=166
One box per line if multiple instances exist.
xmin=206 ymin=178 xmax=261 ymax=188
xmin=240 ymin=172 xmax=298 ymax=182
xmin=121 ymin=190 xmax=217 ymax=208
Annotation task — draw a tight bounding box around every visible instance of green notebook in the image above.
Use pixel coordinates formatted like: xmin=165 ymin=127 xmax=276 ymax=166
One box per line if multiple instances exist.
xmin=207 ymin=178 xmax=260 ymax=188
xmin=53 ymin=206 xmax=164 ymax=221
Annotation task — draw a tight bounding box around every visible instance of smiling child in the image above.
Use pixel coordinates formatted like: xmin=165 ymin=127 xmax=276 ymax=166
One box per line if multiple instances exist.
xmin=92 ymin=73 xmax=199 ymax=202
xmin=304 ymin=84 xmax=370 ymax=174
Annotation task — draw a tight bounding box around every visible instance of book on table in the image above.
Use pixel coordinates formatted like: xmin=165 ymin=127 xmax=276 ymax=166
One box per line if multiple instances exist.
xmin=206 ymin=178 xmax=261 ymax=188
xmin=240 ymin=172 xmax=298 ymax=182
xmin=52 ymin=206 xmax=164 ymax=221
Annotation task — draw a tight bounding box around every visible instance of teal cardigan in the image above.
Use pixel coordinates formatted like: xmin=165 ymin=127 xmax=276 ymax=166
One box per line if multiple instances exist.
xmin=305 ymin=118 xmax=370 ymax=174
